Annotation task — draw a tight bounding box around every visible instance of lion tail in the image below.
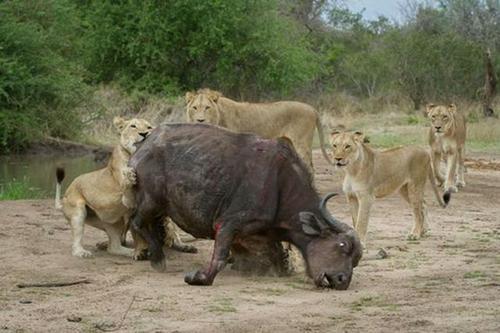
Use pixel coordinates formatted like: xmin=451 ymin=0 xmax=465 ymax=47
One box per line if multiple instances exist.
xmin=55 ymin=167 xmax=65 ymax=210
xmin=428 ymin=162 xmax=450 ymax=208
xmin=315 ymin=114 xmax=334 ymax=166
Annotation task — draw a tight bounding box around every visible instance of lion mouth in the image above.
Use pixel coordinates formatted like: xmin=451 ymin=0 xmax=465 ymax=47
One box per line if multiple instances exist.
xmin=335 ymin=161 xmax=348 ymax=167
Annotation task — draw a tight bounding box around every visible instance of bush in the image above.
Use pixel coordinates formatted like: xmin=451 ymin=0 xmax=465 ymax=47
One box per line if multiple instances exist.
xmin=0 ymin=0 xmax=88 ymax=152
xmin=79 ymin=0 xmax=318 ymax=99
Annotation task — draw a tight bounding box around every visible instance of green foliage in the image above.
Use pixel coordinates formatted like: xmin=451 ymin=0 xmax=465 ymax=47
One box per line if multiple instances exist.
xmin=0 ymin=0 xmax=88 ymax=152
xmin=0 ymin=178 xmax=46 ymax=200
xmin=79 ymin=0 xmax=318 ymax=98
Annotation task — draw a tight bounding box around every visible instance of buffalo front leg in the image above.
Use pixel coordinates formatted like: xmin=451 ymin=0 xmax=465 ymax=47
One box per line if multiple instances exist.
xmin=184 ymin=221 xmax=236 ymax=286
xmin=131 ymin=211 xmax=166 ymax=272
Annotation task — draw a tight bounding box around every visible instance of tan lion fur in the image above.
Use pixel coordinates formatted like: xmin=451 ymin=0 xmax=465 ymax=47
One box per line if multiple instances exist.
xmin=56 ymin=117 xmax=153 ymax=259
xmin=185 ymin=88 xmax=333 ymax=174
xmin=426 ymin=103 xmax=467 ymax=193
xmin=330 ymin=131 xmax=448 ymax=248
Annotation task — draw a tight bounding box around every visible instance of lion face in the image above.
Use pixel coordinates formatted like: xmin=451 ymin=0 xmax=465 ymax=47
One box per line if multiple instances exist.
xmin=329 ymin=132 xmax=365 ymax=169
xmin=113 ymin=117 xmax=154 ymax=154
xmin=185 ymin=89 xmax=222 ymax=125
xmin=426 ymin=104 xmax=456 ymax=136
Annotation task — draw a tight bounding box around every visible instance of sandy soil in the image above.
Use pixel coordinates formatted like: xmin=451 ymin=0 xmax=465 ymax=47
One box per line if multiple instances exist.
xmin=0 ymin=151 xmax=499 ymax=333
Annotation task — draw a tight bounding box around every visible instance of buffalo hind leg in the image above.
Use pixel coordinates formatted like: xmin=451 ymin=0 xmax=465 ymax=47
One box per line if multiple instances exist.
xmin=184 ymin=220 xmax=236 ymax=286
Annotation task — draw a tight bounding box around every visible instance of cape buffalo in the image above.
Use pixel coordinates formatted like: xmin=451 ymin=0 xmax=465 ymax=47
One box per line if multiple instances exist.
xmin=129 ymin=123 xmax=362 ymax=289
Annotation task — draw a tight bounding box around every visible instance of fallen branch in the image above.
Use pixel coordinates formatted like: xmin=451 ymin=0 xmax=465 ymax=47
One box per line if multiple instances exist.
xmin=17 ymin=279 xmax=90 ymax=288
xmin=95 ymin=296 xmax=136 ymax=332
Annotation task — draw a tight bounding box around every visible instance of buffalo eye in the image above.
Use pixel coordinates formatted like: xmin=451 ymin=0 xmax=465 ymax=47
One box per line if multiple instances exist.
xmin=130 ymin=124 xmax=137 ymax=128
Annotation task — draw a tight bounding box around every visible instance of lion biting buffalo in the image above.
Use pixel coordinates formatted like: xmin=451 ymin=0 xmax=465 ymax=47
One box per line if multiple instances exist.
xmin=129 ymin=123 xmax=362 ymax=289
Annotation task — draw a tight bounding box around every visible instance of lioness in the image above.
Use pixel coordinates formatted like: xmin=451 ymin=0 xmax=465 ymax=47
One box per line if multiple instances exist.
xmin=330 ymin=131 xmax=450 ymax=247
xmin=55 ymin=117 xmax=153 ymax=258
xmin=426 ymin=103 xmax=467 ymax=193
xmin=185 ymin=88 xmax=332 ymax=173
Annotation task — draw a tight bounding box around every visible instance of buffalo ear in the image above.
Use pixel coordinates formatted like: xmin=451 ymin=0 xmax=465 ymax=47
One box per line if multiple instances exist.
xmin=113 ymin=116 xmax=127 ymax=132
xmin=185 ymin=91 xmax=196 ymax=104
xmin=300 ymin=212 xmax=330 ymax=236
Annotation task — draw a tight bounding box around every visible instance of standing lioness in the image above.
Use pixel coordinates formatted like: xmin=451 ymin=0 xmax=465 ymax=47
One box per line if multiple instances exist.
xmin=330 ymin=131 xmax=450 ymax=248
xmin=426 ymin=103 xmax=467 ymax=193
xmin=185 ymin=88 xmax=333 ymax=173
xmin=56 ymin=117 xmax=153 ymax=258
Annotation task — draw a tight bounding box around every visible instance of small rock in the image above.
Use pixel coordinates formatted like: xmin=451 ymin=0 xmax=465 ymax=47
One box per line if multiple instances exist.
xmin=375 ymin=248 xmax=389 ymax=259
xmin=19 ymin=300 xmax=32 ymax=304
xmin=67 ymin=315 xmax=82 ymax=323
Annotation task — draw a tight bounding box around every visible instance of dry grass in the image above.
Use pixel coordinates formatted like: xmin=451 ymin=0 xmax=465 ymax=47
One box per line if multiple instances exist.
xmin=79 ymin=86 xmax=499 ymax=154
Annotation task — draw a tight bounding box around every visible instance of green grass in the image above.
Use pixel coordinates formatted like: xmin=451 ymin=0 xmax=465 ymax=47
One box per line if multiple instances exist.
xmin=463 ymin=271 xmax=487 ymax=279
xmin=207 ymin=297 xmax=237 ymax=314
xmin=0 ymin=177 xmax=46 ymax=200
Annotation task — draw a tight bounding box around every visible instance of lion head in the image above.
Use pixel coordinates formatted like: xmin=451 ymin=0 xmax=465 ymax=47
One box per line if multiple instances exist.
xmin=426 ymin=104 xmax=457 ymax=136
xmin=185 ymin=88 xmax=222 ymax=125
xmin=329 ymin=131 xmax=366 ymax=169
xmin=113 ymin=116 xmax=154 ymax=154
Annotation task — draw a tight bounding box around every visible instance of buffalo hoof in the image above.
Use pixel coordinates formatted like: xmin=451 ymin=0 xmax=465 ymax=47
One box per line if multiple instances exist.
xmin=150 ymin=259 xmax=167 ymax=272
xmin=172 ymin=244 xmax=198 ymax=254
xmin=184 ymin=271 xmax=212 ymax=286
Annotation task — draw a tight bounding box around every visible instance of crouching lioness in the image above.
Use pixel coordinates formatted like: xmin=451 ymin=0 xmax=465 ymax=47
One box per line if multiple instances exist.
xmin=55 ymin=117 xmax=153 ymax=258
xmin=330 ymin=131 xmax=450 ymax=248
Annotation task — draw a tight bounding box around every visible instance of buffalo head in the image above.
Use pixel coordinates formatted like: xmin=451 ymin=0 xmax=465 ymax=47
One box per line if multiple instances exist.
xmin=299 ymin=193 xmax=362 ymax=290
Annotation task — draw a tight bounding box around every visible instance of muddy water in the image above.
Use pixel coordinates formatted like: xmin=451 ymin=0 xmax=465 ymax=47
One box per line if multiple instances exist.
xmin=0 ymin=154 xmax=104 ymax=197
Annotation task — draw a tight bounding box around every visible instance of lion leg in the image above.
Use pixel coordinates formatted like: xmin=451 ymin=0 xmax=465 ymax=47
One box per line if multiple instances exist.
xmin=164 ymin=218 xmax=197 ymax=253
xmin=431 ymin=150 xmax=445 ymax=185
xmin=456 ymin=146 xmax=466 ymax=188
xmin=406 ymin=184 xmax=426 ymax=240
xmin=355 ymin=194 xmax=373 ymax=250
xmin=444 ymin=152 xmax=458 ymax=193
xmin=103 ymin=221 xmax=134 ymax=257
xmin=131 ymin=228 xmax=149 ymax=260
xmin=67 ymin=203 xmax=93 ymax=258
xmin=347 ymin=193 xmax=359 ymax=229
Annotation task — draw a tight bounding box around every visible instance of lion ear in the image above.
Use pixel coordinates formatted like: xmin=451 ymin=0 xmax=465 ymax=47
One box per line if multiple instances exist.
xmin=426 ymin=103 xmax=436 ymax=114
xmin=448 ymin=104 xmax=457 ymax=113
xmin=208 ymin=90 xmax=222 ymax=103
xmin=185 ymin=91 xmax=196 ymax=104
xmin=331 ymin=130 xmax=341 ymax=138
xmin=113 ymin=116 xmax=127 ymax=132
xmin=352 ymin=131 xmax=365 ymax=143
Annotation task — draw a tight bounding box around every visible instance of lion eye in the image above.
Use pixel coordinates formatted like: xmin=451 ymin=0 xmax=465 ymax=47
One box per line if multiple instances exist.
xmin=443 ymin=116 xmax=448 ymax=120
xmin=205 ymin=106 xmax=210 ymax=111
xmin=339 ymin=242 xmax=346 ymax=248
xmin=431 ymin=115 xmax=436 ymax=119
xmin=130 ymin=124 xmax=137 ymax=128
xmin=345 ymin=145 xmax=351 ymax=150
xmin=193 ymin=106 xmax=197 ymax=110
xmin=332 ymin=144 xmax=337 ymax=149
xmin=147 ymin=126 xmax=152 ymax=129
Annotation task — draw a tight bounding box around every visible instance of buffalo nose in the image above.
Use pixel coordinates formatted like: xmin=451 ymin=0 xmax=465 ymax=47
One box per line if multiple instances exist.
xmin=335 ymin=273 xmax=347 ymax=284
xmin=197 ymin=119 xmax=205 ymax=123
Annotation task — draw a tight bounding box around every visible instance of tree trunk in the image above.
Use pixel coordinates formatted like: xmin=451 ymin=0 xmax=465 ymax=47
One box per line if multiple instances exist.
xmin=482 ymin=48 xmax=497 ymax=117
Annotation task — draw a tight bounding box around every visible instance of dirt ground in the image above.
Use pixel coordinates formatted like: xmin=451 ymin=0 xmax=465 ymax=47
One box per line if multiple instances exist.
xmin=0 ymin=151 xmax=499 ymax=333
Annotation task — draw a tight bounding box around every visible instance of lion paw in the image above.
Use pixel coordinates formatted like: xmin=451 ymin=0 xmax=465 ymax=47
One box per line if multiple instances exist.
xmin=133 ymin=249 xmax=149 ymax=261
xmin=456 ymin=180 xmax=466 ymax=188
xmin=73 ymin=248 xmax=93 ymax=258
xmin=406 ymin=233 xmax=421 ymax=241
xmin=121 ymin=167 xmax=137 ymax=188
